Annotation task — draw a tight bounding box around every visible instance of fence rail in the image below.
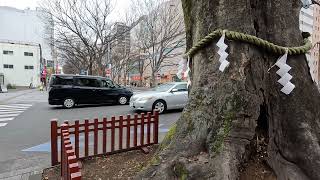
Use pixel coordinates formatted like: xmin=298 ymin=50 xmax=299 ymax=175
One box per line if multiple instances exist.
xmin=51 ymin=111 xmax=159 ymax=166
xmin=60 ymin=124 xmax=82 ymax=180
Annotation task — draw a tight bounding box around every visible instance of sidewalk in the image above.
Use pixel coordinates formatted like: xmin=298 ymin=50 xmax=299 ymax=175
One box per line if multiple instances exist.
xmin=0 ymin=89 xmax=37 ymax=103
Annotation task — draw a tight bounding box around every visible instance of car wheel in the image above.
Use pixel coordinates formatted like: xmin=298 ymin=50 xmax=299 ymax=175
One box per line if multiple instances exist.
xmin=118 ymin=96 xmax=128 ymax=105
xmin=63 ymin=98 xmax=75 ymax=109
xmin=152 ymin=100 xmax=167 ymax=114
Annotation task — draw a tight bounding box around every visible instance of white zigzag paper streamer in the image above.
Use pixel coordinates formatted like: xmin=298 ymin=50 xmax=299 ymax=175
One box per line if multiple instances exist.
xmin=275 ymin=52 xmax=295 ymax=95
xmin=216 ymin=32 xmax=229 ymax=72
xmin=186 ymin=57 xmax=191 ymax=87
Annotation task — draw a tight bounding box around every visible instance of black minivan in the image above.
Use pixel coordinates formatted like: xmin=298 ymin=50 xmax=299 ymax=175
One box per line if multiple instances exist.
xmin=48 ymin=74 xmax=133 ymax=108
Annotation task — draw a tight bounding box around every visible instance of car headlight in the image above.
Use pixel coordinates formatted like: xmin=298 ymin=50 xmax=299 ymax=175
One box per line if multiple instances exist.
xmin=138 ymin=96 xmax=154 ymax=101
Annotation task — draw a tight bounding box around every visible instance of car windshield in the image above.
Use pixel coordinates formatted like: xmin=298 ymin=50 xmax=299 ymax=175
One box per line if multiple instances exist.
xmin=153 ymin=83 xmax=175 ymax=92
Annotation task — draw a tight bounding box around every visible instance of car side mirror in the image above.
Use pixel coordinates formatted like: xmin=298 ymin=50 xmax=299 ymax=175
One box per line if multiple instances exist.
xmin=171 ymin=88 xmax=178 ymax=93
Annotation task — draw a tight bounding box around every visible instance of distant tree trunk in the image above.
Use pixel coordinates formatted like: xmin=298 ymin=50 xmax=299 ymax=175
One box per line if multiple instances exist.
xmin=151 ymin=72 xmax=156 ymax=87
xmin=139 ymin=76 xmax=143 ymax=87
xmin=88 ymin=62 xmax=93 ymax=75
xmin=138 ymin=0 xmax=320 ymax=180
xmin=124 ymin=71 xmax=127 ymax=86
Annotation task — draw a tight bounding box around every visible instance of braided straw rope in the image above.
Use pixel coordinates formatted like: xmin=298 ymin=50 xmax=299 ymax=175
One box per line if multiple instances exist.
xmin=185 ymin=29 xmax=312 ymax=57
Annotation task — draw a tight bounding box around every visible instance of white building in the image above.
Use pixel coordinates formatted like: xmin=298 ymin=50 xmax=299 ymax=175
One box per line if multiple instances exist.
xmin=300 ymin=6 xmax=320 ymax=84
xmin=0 ymin=6 xmax=54 ymax=87
xmin=0 ymin=42 xmax=41 ymax=86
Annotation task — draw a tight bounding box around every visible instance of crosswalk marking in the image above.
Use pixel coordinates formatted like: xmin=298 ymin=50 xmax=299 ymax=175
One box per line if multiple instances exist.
xmin=0 ymin=114 xmax=19 ymax=118
xmin=0 ymin=104 xmax=32 ymax=128
xmin=0 ymin=110 xmax=24 ymax=113
xmin=0 ymin=104 xmax=32 ymax=107
xmin=0 ymin=123 xmax=8 ymax=127
xmin=0 ymin=117 xmax=14 ymax=122
xmin=0 ymin=105 xmax=31 ymax=109
xmin=0 ymin=111 xmax=24 ymax=114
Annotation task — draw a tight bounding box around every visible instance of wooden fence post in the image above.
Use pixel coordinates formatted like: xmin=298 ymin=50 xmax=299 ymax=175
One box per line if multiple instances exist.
xmin=126 ymin=114 xmax=131 ymax=149
xmin=140 ymin=113 xmax=145 ymax=146
xmin=74 ymin=120 xmax=80 ymax=159
xmin=134 ymin=114 xmax=138 ymax=147
xmin=147 ymin=112 xmax=151 ymax=144
xmin=94 ymin=118 xmax=98 ymax=155
xmin=102 ymin=117 xmax=107 ymax=154
xmin=154 ymin=111 xmax=159 ymax=144
xmin=84 ymin=119 xmax=89 ymax=157
xmin=111 ymin=116 xmax=115 ymax=152
xmin=51 ymin=120 xmax=58 ymax=166
xmin=119 ymin=116 xmax=123 ymax=150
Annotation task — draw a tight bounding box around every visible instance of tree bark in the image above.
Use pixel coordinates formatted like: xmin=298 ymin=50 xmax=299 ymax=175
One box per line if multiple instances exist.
xmin=138 ymin=0 xmax=320 ymax=180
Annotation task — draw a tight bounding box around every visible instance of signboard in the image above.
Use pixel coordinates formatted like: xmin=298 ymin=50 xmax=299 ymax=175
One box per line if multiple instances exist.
xmin=131 ymin=75 xmax=141 ymax=81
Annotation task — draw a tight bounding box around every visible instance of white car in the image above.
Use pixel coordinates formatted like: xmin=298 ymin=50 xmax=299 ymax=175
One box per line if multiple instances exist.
xmin=129 ymin=82 xmax=188 ymax=114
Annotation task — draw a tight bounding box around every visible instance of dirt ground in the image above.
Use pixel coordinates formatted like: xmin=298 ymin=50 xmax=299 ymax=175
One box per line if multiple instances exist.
xmin=42 ymin=146 xmax=157 ymax=180
xmin=43 ymin=142 xmax=276 ymax=180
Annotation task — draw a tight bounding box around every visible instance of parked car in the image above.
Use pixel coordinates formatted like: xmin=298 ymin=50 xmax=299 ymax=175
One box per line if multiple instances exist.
xmin=48 ymin=74 xmax=133 ymax=108
xmin=129 ymin=82 xmax=188 ymax=114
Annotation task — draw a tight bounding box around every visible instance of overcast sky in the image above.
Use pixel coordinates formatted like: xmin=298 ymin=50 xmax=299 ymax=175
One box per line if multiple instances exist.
xmin=0 ymin=0 xmax=130 ymax=20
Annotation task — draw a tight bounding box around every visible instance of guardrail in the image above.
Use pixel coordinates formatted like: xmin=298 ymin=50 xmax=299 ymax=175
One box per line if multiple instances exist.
xmin=51 ymin=111 xmax=159 ymax=166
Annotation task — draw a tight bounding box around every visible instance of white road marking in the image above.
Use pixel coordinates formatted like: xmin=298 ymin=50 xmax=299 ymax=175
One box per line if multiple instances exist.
xmin=0 ymin=117 xmax=14 ymax=122
xmin=0 ymin=114 xmax=19 ymax=118
xmin=0 ymin=123 xmax=8 ymax=127
xmin=0 ymin=104 xmax=32 ymax=128
xmin=0 ymin=105 xmax=31 ymax=109
xmin=0 ymin=104 xmax=32 ymax=107
xmin=0 ymin=108 xmax=30 ymax=111
xmin=0 ymin=111 xmax=24 ymax=114
xmin=0 ymin=109 xmax=24 ymax=113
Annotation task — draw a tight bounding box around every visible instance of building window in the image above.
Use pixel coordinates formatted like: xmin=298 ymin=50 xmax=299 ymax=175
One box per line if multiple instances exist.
xmin=3 ymin=64 xmax=14 ymax=69
xmin=24 ymin=65 xmax=34 ymax=70
xmin=24 ymin=52 xmax=33 ymax=56
xmin=3 ymin=50 xmax=13 ymax=55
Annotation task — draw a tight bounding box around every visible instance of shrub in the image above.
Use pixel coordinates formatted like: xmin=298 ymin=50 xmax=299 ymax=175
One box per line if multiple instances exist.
xmin=7 ymin=83 xmax=16 ymax=89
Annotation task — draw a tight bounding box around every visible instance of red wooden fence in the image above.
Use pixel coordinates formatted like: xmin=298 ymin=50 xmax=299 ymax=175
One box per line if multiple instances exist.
xmin=60 ymin=123 xmax=82 ymax=180
xmin=51 ymin=111 xmax=159 ymax=166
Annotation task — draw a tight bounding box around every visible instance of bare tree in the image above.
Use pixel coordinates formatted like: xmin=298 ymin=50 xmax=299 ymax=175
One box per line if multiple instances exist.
xmin=41 ymin=0 xmax=113 ymax=75
xmin=131 ymin=0 xmax=185 ymax=87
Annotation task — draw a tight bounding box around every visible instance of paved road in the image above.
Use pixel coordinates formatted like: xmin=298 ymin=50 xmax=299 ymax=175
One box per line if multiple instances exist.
xmin=0 ymin=89 xmax=181 ymax=179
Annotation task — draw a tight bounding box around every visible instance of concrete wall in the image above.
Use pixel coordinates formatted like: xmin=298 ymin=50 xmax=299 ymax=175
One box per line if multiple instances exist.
xmin=0 ymin=6 xmax=53 ymax=62
xmin=0 ymin=42 xmax=41 ymax=86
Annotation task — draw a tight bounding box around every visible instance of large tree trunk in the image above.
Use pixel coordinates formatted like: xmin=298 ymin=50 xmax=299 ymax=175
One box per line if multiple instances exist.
xmin=138 ymin=0 xmax=320 ymax=180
